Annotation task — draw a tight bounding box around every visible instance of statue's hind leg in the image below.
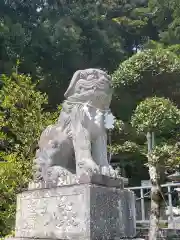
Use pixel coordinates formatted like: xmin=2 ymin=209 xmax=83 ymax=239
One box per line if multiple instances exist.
xmin=32 ymin=132 xmax=76 ymax=188
xmin=47 ymin=136 xmax=77 ymax=186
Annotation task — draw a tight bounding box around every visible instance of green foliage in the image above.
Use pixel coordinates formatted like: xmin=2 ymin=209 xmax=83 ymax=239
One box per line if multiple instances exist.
xmin=167 ymin=44 xmax=180 ymax=55
xmin=148 ymin=143 xmax=180 ymax=168
xmin=113 ymin=48 xmax=180 ymax=87
xmin=0 ymin=72 xmax=59 ymax=236
xmin=0 ymin=0 xmax=156 ymax=108
xmin=148 ymin=0 xmax=180 ymax=45
xmin=114 ymin=119 xmax=125 ymax=133
xmin=130 ymin=96 xmax=180 ymax=182
xmin=110 ymin=141 xmax=141 ymax=156
xmin=131 ymin=97 xmax=180 ymax=134
xmin=112 ymin=48 xmax=180 ymax=120
xmin=0 ymin=154 xmax=29 ymax=235
xmin=109 ymin=117 xmax=148 ymax=185
xmin=111 ymin=47 xmax=180 ymax=184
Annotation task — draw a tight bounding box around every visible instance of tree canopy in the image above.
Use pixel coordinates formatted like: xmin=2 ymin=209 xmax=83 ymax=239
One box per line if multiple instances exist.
xmin=112 ymin=48 xmax=180 ymax=120
xmin=0 ymin=0 xmax=158 ymax=108
xmin=131 ymin=97 xmax=180 ymax=134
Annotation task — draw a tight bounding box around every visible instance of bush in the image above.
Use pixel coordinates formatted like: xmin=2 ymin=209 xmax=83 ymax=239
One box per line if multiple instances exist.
xmin=0 ymin=72 xmax=59 ymax=236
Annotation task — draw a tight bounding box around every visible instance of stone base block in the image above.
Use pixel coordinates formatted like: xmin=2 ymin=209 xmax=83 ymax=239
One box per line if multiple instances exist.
xmin=28 ymin=173 xmax=125 ymax=189
xmin=15 ymin=183 xmax=136 ymax=240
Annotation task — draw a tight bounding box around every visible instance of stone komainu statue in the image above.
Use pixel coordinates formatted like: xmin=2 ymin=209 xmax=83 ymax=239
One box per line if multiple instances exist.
xmin=32 ymin=68 xmax=117 ymax=187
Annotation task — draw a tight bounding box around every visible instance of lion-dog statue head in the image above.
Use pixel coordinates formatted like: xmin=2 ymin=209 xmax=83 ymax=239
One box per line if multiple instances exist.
xmin=64 ymin=68 xmax=112 ymax=110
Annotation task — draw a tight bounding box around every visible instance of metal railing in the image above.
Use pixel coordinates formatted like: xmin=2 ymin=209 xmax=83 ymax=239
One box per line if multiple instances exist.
xmin=127 ymin=182 xmax=180 ymax=225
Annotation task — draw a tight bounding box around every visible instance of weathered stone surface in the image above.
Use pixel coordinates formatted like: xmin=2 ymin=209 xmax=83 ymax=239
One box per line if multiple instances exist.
xmin=15 ymin=183 xmax=136 ymax=240
xmin=28 ymin=173 xmax=125 ymax=190
xmin=78 ymin=173 xmax=124 ymax=188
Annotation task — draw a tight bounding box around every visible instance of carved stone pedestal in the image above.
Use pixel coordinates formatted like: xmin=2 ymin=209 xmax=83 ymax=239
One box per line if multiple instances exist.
xmin=10 ymin=176 xmax=136 ymax=240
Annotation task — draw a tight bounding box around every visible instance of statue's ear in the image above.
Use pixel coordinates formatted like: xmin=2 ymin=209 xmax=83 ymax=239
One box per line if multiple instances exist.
xmin=64 ymin=70 xmax=81 ymax=98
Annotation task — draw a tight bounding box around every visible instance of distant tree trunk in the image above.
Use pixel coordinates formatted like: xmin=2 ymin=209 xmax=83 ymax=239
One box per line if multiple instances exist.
xmin=147 ymin=132 xmax=161 ymax=240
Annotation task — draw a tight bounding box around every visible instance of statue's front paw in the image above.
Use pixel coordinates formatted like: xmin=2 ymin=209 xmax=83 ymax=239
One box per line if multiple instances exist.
xmin=77 ymin=159 xmax=100 ymax=176
xmin=101 ymin=166 xmax=118 ymax=178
